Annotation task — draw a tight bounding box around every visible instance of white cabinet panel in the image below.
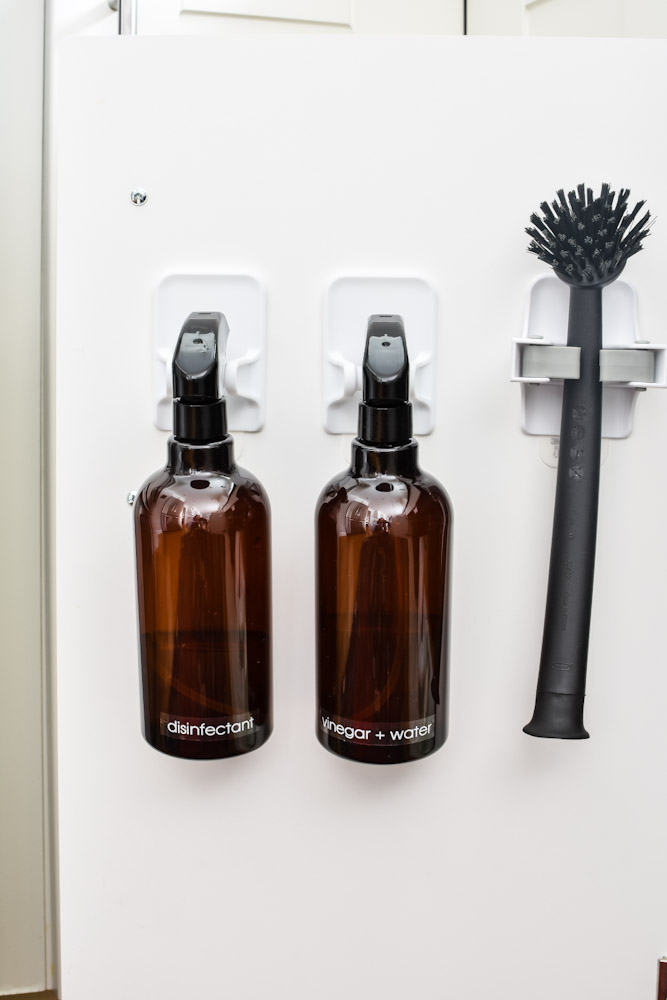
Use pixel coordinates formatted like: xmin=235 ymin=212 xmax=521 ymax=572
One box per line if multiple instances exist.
xmin=55 ymin=35 xmax=667 ymax=1000
xmin=467 ymin=0 xmax=523 ymax=35
xmin=180 ymin=0 xmax=351 ymax=24
xmin=625 ymin=0 xmax=667 ymax=35
xmin=527 ymin=0 xmax=625 ymax=37
xmin=55 ymin=0 xmax=462 ymax=38
xmin=138 ymin=0 xmax=462 ymax=34
xmin=351 ymin=0 xmax=462 ymax=33
xmin=470 ymin=0 xmax=667 ymax=37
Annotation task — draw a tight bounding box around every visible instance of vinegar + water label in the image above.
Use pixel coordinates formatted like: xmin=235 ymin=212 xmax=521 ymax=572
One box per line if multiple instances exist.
xmin=319 ymin=712 xmax=435 ymax=747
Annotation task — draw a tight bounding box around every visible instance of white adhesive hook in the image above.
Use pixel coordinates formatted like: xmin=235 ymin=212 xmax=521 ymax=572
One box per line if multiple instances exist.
xmin=512 ymin=275 xmax=666 ymax=439
xmin=323 ymin=277 xmax=436 ymax=435
xmin=224 ymin=348 xmax=261 ymax=401
xmin=328 ymin=350 xmax=362 ymax=398
xmin=155 ymin=274 xmax=265 ymax=432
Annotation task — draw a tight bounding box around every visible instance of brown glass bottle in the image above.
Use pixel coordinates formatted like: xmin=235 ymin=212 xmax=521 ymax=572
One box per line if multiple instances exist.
xmin=133 ymin=313 xmax=271 ymax=759
xmin=316 ymin=316 xmax=452 ymax=764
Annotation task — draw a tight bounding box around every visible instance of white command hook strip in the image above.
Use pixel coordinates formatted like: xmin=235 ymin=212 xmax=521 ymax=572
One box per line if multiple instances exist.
xmin=512 ymin=274 xmax=667 ymax=439
xmin=155 ymin=274 xmax=266 ymax=433
xmin=323 ymin=276 xmax=436 ymax=435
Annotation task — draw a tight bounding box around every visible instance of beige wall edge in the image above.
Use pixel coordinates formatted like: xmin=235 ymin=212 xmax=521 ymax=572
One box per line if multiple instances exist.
xmin=0 ymin=0 xmax=49 ymax=991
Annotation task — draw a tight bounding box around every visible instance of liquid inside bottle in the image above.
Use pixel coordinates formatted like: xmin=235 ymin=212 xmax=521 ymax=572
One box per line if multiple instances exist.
xmin=316 ymin=443 xmax=451 ymax=764
xmin=135 ymin=439 xmax=272 ymax=759
xmin=133 ymin=312 xmax=271 ymax=760
xmin=315 ymin=315 xmax=452 ymax=764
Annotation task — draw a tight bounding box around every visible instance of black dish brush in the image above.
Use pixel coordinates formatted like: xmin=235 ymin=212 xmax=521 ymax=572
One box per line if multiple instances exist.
xmin=523 ymin=183 xmax=651 ymax=739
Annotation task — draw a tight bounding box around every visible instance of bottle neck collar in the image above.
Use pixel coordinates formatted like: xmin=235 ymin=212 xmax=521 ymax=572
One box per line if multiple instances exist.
xmin=168 ymin=437 xmax=235 ymax=475
xmin=172 ymin=398 xmax=227 ymax=443
xmin=358 ymin=401 xmax=412 ymax=447
xmin=350 ymin=439 xmax=419 ymax=478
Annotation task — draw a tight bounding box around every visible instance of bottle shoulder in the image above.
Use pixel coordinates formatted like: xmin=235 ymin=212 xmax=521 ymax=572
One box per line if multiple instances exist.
xmin=411 ymin=469 xmax=452 ymax=515
xmin=234 ymin=465 xmax=271 ymax=509
xmin=316 ymin=467 xmax=452 ymax=530
xmin=135 ymin=463 xmax=269 ymax=528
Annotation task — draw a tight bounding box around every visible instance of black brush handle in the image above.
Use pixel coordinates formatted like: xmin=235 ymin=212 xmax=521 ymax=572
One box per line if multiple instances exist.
xmin=524 ymin=286 xmax=603 ymax=739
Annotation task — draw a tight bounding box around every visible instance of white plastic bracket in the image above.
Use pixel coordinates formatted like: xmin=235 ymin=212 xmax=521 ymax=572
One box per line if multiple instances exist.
xmin=512 ymin=275 xmax=667 ymax=439
xmin=155 ymin=274 xmax=265 ymax=432
xmin=323 ymin=277 xmax=436 ymax=435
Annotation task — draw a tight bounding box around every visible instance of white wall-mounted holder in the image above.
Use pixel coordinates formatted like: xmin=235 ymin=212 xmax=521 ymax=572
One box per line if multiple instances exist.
xmin=155 ymin=274 xmax=265 ymax=432
xmin=323 ymin=277 xmax=436 ymax=435
xmin=512 ymin=275 xmax=667 ymax=439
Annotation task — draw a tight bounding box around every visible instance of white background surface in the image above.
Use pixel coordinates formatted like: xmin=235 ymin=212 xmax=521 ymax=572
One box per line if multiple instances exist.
xmin=54 ymin=36 xmax=667 ymax=1000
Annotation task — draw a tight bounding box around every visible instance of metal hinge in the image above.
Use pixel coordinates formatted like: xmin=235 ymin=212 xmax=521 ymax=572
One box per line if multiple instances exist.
xmin=108 ymin=0 xmax=137 ymax=35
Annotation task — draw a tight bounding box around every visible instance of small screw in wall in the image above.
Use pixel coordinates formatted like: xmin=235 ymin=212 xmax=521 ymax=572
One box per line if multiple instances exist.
xmin=127 ymin=490 xmax=138 ymax=506
xmin=130 ymin=189 xmax=147 ymax=206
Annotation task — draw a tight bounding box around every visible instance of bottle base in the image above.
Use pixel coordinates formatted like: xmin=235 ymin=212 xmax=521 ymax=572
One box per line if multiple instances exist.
xmin=317 ymin=729 xmax=445 ymax=765
xmin=142 ymin=722 xmax=272 ymax=760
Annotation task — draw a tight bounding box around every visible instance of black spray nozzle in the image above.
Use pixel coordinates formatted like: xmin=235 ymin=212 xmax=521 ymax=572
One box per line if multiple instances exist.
xmin=172 ymin=312 xmax=229 ymax=444
xmin=358 ymin=315 xmax=412 ymax=447
xmin=363 ymin=315 xmax=410 ymax=403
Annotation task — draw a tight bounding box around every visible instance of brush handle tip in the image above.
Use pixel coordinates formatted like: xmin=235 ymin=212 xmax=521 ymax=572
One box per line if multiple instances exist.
xmin=524 ymin=691 xmax=590 ymax=740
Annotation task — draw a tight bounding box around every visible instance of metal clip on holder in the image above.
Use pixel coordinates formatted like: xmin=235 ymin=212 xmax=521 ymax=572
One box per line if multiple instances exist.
xmin=512 ymin=275 xmax=666 ymax=438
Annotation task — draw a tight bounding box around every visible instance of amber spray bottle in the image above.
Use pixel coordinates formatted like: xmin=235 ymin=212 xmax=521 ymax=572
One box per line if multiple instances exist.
xmin=133 ymin=312 xmax=272 ymax=759
xmin=316 ymin=315 xmax=452 ymax=764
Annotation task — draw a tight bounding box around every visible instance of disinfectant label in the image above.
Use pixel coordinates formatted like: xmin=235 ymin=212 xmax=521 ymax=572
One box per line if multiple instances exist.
xmin=319 ymin=712 xmax=436 ymax=747
xmin=160 ymin=713 xmax=256 ymax=740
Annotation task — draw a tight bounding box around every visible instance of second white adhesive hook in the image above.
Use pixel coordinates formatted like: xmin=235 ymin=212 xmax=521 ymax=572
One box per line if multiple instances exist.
xmin=323 ymin=276 xmax=436 ymax=435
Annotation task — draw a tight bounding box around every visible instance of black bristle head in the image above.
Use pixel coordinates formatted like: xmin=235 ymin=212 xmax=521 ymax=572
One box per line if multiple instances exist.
xmin=527 ymin=183 xmax=652 ymax=286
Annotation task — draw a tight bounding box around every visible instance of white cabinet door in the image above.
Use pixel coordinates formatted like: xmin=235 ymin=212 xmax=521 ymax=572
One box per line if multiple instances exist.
xmin=53 ymin=34 xmax=667 ymax=1000
xmin=52 ymin=0 xmax=462 ymax=39
xmin=136 ymin=0 xmax=463 ymax=35
xmin=469 ymin=0 xmax=667 ymax=37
